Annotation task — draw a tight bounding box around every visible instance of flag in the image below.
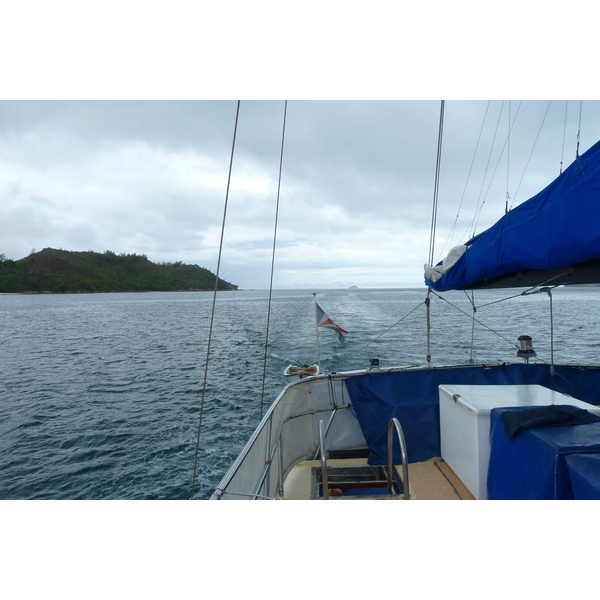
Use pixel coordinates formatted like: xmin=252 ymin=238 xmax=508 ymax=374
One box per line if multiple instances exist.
xmin=316 ymin=303 xmax=348 ymax=343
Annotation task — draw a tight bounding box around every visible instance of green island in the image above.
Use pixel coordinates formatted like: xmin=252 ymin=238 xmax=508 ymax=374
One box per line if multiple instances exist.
xmin=0 ymin=248 xmax=238 ymax=293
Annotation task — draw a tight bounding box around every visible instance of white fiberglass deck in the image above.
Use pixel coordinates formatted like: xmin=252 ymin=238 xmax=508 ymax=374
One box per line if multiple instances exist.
xmin=212 ymin=364 xmax=600 ymax=500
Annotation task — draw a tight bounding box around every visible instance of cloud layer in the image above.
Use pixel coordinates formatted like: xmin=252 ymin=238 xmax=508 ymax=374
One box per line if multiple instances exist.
xmin=2 ymin=100 xmax=600 ymax=289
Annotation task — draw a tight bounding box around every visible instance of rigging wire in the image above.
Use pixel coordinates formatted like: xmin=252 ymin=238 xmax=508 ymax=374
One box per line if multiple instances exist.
xmin=560 ymin=100 xmax=569 ymax=174
xmin=467 ymin=273 xmax=565 ymax=309
xmin=431 ymin=101 xmax=573 ymax=367
xmin=428 ymin=100 xmax=445 ymax=267
xmin=466 ymin=101 xmax=551 ymax=221
xmin=332 ymin=300 xmax=427 ymax=372
xmin=259 ymin=100 xmax=287 ymax=420
xmin=459 ymin=278 xmax=562 ymax=371
xmin=472 ymin=102 xmax=524 ymax=234
xmin=429 ymin=289 xmax=544 ymax=358
xmin=190 ymin=100 xmax=240 ymax=500
xmin=463 ymin=289 xmax=477 ymax=365
xmin=463 ymin=101 xmax=505 ymax=241
xmin=509 ymin=101 xmax=551 ymax=211
xmin=528 ymin=287 xmax=556 ymax=376
xmin=441 ymin=101 xmax=491 ymax=258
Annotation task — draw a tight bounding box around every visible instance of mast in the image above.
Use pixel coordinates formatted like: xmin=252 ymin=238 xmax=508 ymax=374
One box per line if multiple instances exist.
xmin=313 ymin=293 xmax=322 ymax=372
xmin=426 ymin=100 xmax=445 ymax=366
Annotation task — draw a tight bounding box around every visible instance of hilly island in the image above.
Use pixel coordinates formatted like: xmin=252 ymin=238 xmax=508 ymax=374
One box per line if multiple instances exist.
xmin=0 ymin=248 xmax=238 ymax=293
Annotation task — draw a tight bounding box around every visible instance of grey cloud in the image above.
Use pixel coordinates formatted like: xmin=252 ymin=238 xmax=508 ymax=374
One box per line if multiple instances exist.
xmin=1 ymin=100 xmax=600 ymax=289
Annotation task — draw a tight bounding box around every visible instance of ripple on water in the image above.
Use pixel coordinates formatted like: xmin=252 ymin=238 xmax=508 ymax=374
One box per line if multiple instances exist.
xmin=1 ymin=288 xmax=599 ymax=499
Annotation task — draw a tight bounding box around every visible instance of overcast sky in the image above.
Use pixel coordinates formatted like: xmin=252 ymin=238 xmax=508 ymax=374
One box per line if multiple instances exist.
xmin=3 ymin=3 xmax=598 ymax=290
xmin=2 ymin=99 xmax=600 ymax=289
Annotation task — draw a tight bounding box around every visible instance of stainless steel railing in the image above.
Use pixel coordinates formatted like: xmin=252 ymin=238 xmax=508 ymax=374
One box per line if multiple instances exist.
xmin=319 ymin=420 xmax=329 ymax=500
xmin=388 ymin=418 xmax=410 ymax=499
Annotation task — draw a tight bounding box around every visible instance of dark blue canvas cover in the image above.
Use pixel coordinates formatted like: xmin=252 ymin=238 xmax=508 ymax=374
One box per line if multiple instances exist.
xmin=565 ymin=454 xmax=600 ymax=500
xmin=426 ymin=139 xmax=600 ymax=291
xmin=344 ymin=364 xmax=600 ymax=467
xmin=488 ymin=407 xmax=600 ymax=500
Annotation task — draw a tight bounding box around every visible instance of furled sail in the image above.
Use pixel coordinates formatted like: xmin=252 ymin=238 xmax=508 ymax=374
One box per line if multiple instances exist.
xmin=425 ymin=139 xmax=600 ymax=291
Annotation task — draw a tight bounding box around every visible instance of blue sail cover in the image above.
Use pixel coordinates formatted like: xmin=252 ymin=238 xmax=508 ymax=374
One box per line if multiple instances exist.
xmin=425 ymin=139 xmax=600 ymax=291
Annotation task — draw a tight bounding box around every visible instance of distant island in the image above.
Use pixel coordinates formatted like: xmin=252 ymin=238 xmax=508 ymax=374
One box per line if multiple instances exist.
xmin=0 ymin=248 xmax=238 ymax=294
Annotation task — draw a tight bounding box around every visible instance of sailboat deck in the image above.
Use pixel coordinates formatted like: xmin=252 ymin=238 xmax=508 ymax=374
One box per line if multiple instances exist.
xmin=283 ymin=456 xmax=475 ymax=500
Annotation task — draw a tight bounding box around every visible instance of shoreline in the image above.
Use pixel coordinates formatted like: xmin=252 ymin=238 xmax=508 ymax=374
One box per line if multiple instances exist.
xmin=0 ymin=289 xmax=238 ymax=295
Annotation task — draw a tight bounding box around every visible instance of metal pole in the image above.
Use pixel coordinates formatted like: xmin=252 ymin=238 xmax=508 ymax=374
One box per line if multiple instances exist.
xmin=388 ymin=418 xmax=410 ymax=499
xmin=426 ymin=291 xmax=431 ymax=366
xmin=313 ymin=293 xmax=322 ymax=373
xmin=319 ymin=420 xmax=329 ymax=500
xmin=546 ymin=288 xmax=555 ymax=377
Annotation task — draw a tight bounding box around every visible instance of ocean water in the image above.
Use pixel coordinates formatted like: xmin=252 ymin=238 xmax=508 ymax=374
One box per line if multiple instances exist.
xmin=1 ymin=286 xmax=599 ymax=500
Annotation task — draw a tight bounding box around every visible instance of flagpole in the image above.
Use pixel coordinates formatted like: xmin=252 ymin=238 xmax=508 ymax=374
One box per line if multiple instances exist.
xmin=313 ymin=293 xmax=322 ymax=373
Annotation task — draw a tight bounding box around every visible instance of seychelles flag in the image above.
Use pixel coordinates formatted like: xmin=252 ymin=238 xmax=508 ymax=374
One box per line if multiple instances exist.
xmin=316 ymin=303 xmax=348 ymax=343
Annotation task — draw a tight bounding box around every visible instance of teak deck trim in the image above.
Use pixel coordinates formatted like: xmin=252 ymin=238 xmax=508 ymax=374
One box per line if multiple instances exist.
xmin=283 ymin=457 xmax=475 ymax=500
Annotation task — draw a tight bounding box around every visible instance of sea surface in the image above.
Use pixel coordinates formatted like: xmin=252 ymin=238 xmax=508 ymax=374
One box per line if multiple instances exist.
xmin=1 ymin=286 xmax=599 ymax=500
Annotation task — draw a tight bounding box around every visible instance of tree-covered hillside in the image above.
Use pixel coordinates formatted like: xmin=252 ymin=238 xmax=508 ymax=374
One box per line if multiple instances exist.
xmin=0 ymin=248 xmax=238 ymax=293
